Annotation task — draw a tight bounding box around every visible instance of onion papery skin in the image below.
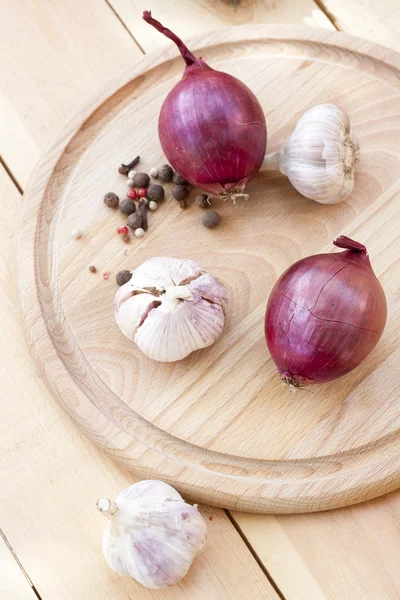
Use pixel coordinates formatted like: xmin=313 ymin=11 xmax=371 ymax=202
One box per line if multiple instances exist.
xmin=143 ymin=11 xmax=267 ymax=196
xmin=265 ymin=236 xmax=387 ymax=386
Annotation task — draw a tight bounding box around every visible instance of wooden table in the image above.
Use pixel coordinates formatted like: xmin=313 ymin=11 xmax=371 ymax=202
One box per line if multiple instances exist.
xmin=1 ymin=2 xmax=399 ymax=598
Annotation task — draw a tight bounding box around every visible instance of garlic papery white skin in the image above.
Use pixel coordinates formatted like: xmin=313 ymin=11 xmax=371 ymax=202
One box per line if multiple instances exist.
xmin=262 ymin=104 xmax=360 ymax=204
xmin=115 ymin=256 xmax=228 ymax=362
xmin=97 ymin=480 xmax=207 ymax=589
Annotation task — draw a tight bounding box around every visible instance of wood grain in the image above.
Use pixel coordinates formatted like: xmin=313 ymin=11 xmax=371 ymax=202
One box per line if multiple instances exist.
xmin=0 ymin=534 xmax=36 ymax=600
xmin=322 ymin=0 xmax=400 ymax=51
xmin=109 ymin=0 xmax=334 ymax=52
xmin=17 ymin=25 xmax=400 ymax=513
xmin=0 ymin=165 xmax=278 ymax=599
xmin=0 ymin=0 xmax=142 ymax=188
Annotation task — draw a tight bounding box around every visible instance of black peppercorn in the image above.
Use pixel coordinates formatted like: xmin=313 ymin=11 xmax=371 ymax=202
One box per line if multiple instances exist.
xmin=202 ymin=210 xmax=220 ymax=228
xmin=158 ymin=164 xmax=173 ymax=182
xmin=89 ymin=265 xmax=97 ymax=273
xmin=103 ymin=192 xmax=119 ymax=208
xmin=120 ymin=199 xmax=136 ymax=216
xmin=133 ymin=172 xmax=150 ymax=188
xmin=147 ymin=184 xmax=165 ymax=203
xmin=172 ymin=171 xmax=188 ymax=185
xmin=127 ymin=213 xmax=142 ymax=230
xmin=116 ymin=270 xmax=132 ymax=286
xmin=172 ymin=185 xmax=189 ymax=200
xmin=195 ymin=193 xmax=210 ymax=209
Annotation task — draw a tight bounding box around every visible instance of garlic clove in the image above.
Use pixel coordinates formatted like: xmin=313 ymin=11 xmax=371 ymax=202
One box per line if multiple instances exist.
xmin=115 ymin=257 xmax=227 ymax=362
xmin=263 ymin=104 xmax=360 ymax=204
xmin=98 ymin=480 xmax=207 ymax=589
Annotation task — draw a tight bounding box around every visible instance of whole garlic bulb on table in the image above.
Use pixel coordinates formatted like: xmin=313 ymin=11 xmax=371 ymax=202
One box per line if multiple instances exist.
xmin=115 ymin=256 xmax=228 ymax=362
xmin=97 ymin=480 xmax=207 ymax=589
xmin=262 ymin=104 xmax=360 ymax=204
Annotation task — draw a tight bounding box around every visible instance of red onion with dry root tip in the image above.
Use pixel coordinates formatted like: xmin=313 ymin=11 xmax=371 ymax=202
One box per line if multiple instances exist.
xmin=265 ymin=236 xmax=387 ymax=387
xmin=143 ymin=11 xmax=267 ymax=200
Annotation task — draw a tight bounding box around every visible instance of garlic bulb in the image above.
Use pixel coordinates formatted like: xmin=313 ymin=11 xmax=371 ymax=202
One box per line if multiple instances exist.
xmin=262 ymin=104 xmax=360 ymax=204
xmin=115 ymin=256 xmax=228 ymax=362
xmin=97 ymin=480 xmax=207 ymax=589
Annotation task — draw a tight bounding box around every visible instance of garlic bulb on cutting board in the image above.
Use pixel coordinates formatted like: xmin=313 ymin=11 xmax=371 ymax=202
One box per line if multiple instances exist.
xmin=262 ymin=104 xmax=360 ymax=204
xmin=97 ymin=480 xmax=207 ymax=589
xmin=115 ymin=256 xmax=228 ymax=362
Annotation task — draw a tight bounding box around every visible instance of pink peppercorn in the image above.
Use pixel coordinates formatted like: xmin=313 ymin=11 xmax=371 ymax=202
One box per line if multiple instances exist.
xmin=117 ymin=225 xmax=129 ymax=235
xmin=127 ymin=189 xmax=137 ymax=200
xmin=138 ymin=188 xmax=147 ymax=198
xmin=103 ymin=272 xmax=109 ymax=280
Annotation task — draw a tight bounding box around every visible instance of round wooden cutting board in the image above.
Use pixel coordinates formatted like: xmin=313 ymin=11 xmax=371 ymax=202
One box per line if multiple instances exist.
xmin=18 ymin=25 xmax=400 ymax=513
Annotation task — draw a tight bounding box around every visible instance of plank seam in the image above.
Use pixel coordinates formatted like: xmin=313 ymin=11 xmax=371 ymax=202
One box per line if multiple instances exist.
xmin=0 ymin=155 xmax=23 ymax=194
xmin=0 ymin=529 xmax=43 ymax=599
xmin=104 ymin=0 xmax=146 ymax=54
xmin=312 ymin=0 xmax=340 ymax=30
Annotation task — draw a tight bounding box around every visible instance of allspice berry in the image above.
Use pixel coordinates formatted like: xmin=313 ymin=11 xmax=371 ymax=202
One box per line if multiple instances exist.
xmin=172 ymin=185 xmax=189 ymax=201
xmin=133 ymin=172 xmax=150 ymax=188
xmin=116 ymin=270 xmax=132 ymax=286
xmin=202 ymin=210 xmax=220 ymax=229
xmin=158 ymin=164 xmax=173 ymax=182
xmin=127 ymin=212 xmax=142 ymax=230
xmin=195 ymin=193 xmax=210 ymax=209
xmin=103 ymin=192 xmax=119 ymax=208
xmin=172 ymin=171 xmax=188 ymax=185
xmin=120 ymin=199 xmax=136 ymax=216
xmin=147 ymin=184 xmax=165 ymax=203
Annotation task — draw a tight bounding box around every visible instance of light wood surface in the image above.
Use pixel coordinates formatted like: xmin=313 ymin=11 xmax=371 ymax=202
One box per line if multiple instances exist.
xmin=2 ymin=1 xmax=400 ymax=598
xmin=0 ymin=164 xmax=278 ymax=600
xmin=17 ymin=25 xmax=400 ymax=513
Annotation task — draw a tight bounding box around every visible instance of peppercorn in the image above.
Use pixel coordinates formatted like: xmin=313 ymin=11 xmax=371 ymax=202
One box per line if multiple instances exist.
xmin=117 ymin=225 xmax=129 ymax=235
xmin=127 ymin=179 xmax=136 ymax=188
xmin=150 ymin=166 xmax=159 ymax=178
xmin=178 ymin=199 xmax=187 ymax=209
xmin=127 ymin=213 xmax=142 ymax=229
xmin=135 ymin=228 xmax=145 ymax=238
xmin=104 ymin=192 xmax=119 ymax=208
xmin=116 ymin=270 xmax=132 ymax=286
xmin=195 ymin=193 xmax=210 ymax=209
xmin=158 ymin=164 xmax=173 ymax=182
xmin=138 ymin=188 xmax=147 ymax=198
xmin=127 ymin=188 xmax=137 ymax=200
xmin=172 ymin=185 xmax=189 ymax=201
xmin=147 ymin=184 xmax=164 ymax=203
xmin=118 ymin=156 xmax=140 ymax=175
xmin=133 ymin=172 xmax=150 ymax=188
xmin=89 ymin=265 xmax=97 ymax=273
xmin=128 ymin=169 xmax=137 ymax=180
xmin=122 ymin=233 xmax=131 ymax=243
xmin=172 ymin=172 xmax=188 ymax=185
xmin=120 ymin=199 xmax=136 ymax=216
xmin=149 ymin=200 xmax=158 ymax=211
xmin=202 ymin=210 xmax=220 ymax=228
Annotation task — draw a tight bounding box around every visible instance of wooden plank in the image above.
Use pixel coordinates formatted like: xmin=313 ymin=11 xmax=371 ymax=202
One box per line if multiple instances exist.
xmin=110 ymin=0 xmax=335 ymax=53
xmin=0 ymin=166 xmax=279 ymax=598
xmin=321 ymin=0 xmax=400 ymax=51
xmin=0 ymin=534 xmax=37 ymax=600
xmin=0 ymin=0 xmax=143 ymax=189
xmin=234 ymin=493 xmax=400 ymax=599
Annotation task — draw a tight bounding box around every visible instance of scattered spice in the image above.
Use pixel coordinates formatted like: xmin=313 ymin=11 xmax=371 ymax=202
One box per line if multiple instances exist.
xmin=89 ymin=265 xmax=97 ymax=273
xmin=120 ymin=199 xmax=136 ymax=216
xmin=178 ymin=199 xmax=187 ymax=209
xmin=104 ymin=192 xmax=119 ymax=208
xmin=147 ymin=184 xmax=165 ymax=203
xmin=208 ymin=516 xmax=214 ymax=521
xmin=127 ymin=188 xmax=137 ymax=200
xmin=172 ymin=185 xmax=189 ymax=200
xmin=134 ymin=172 xmax=150 ymax=188
xmin=172 ymin=172 xmax=188 ymax=185
xmin=72 ymin=227 xmax=82 ymax=239
xmin=150 ymin=166 xmax=159 ymax=178
xmin=202 ymin=210 xmax=220 ymax=228
xmin=117 ymin=225 xmax=129 ymax=235
xmin=127 ymin=179 xmax=136 ymax=188
xmin=122 ymin=233 xmax=131 ymax=243
xmin=128 ymin=169 xmax=137 ymax=180
xmin=140 ymin=200 xmax=149 ymax=231
xmin=149 ymin=200 xmax=158 ymax=211
xmin=135 ymin=228 xmax=145 ymax=238
xmin=103 ymin=271 xmax=110 ymax=280
xmin=118 ymin=156 xmax=140 ymax=175
xmin=195 ymin=193 xmax=210 ymax=209
xmin=138 ymin=188 xmax=147 ymax=198
xmin=127 ymin=213 xmax=142 ymax=229
xmin=159 ymin=164 xmax=173 ymax=182
xmin=116 ymin=270 xmax=132 ymax=286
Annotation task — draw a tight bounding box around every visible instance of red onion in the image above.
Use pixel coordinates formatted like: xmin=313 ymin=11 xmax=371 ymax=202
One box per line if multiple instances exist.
xmin=265 ymin=236 xmax=387 ymax=387
xmin=143 ymin=11 xmax=267 ymax=198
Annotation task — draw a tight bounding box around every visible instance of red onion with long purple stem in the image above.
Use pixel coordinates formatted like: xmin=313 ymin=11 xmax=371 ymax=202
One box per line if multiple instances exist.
xmin=265 ymin=236 xmax=387 ymax=387
xmin=143 ymin=11 xmax=267 ymax=200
